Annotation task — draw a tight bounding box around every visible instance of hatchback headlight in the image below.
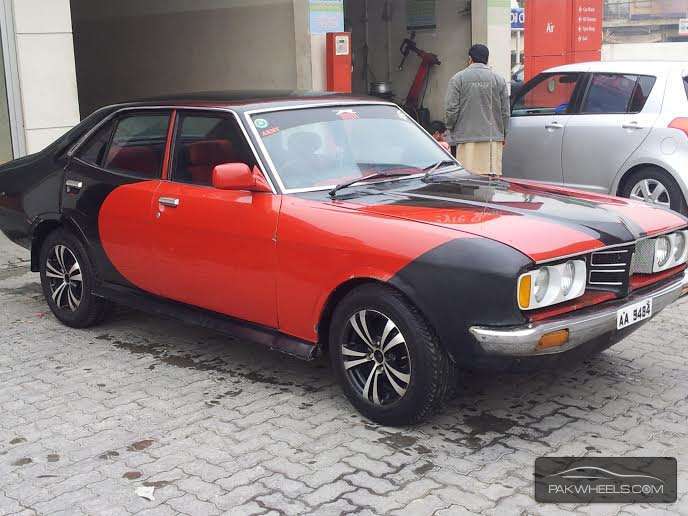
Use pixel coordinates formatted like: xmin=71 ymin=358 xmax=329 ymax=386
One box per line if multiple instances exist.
xmin=652 ymin=231 xmax=688 ymax=272
xmin=517 ymin=260 xmax=587 ymax=310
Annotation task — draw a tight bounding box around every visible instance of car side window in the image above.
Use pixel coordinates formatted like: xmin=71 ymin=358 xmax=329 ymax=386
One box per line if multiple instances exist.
xmin=512 ymin=73 xmax=581 ymax=117
xmin=581 ymin=74 xmax=655 ymax=114
xmin=171 ymin=113 xmax=254 ymax=186
xmin=75 ymin=121 xmax=115 ymax=166
xmin=100 ymin=113 xmax=170 ymax=178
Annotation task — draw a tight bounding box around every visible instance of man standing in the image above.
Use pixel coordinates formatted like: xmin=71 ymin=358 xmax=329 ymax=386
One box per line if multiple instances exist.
xmin=444 ymin=44 xmax=510 ymax=175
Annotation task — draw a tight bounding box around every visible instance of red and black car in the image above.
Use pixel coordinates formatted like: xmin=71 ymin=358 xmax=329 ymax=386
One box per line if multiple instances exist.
xmin=1 ymin=92 xmax=687 ymax=425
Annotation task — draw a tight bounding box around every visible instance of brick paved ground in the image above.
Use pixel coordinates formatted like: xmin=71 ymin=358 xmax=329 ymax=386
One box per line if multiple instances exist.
xmin=1 ymin=231 xmax=687 ymax=515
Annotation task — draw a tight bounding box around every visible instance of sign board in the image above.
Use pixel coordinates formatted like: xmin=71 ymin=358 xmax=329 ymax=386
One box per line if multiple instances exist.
xmin=309 ymin=0 xmax=344 ymax=35
xmin=680 ymin=18 xmax=688 ymax=36
xmin=572 ymin=0 xmax=603 ymax=53
xmin=406 ymin=0 xmax=436 ymax=31
xmin=511 ymin=8 xmax=525 ymax=30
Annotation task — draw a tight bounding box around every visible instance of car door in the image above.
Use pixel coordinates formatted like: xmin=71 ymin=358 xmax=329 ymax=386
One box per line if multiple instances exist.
xmin=151 ymin=111 xmax=280 ymax=328
xmin=63 ymin=110 xmax=171 ymax=291
xmin=562 ymin=73 xmax=660 ymax=193
xmin=503 ymin=72 xmax=584 ymax=184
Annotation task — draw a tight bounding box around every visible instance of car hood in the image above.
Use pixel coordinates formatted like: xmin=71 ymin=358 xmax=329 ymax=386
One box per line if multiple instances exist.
xmin=327 ymin=174 xmax=687 ymax=262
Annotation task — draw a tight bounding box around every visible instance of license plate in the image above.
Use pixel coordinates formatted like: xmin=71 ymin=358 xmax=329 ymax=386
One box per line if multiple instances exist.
xmin=617 ymin=298 xmax=653 ymax=330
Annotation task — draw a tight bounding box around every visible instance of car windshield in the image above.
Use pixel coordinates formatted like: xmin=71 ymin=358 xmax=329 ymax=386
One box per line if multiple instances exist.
xmin=250 ymin=104 xmax=455 ymax=190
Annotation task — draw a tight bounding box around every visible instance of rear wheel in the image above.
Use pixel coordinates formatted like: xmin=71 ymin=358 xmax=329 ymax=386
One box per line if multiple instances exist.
xmin=329 ymin=284 xmax=452 ymax=426
xmin=39 ymin=229 xmax=110 ymax=328
xmin=619 ymin=166 xmax=687 ymax=215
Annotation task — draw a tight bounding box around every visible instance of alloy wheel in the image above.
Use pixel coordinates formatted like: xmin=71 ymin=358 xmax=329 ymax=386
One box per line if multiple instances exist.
xmin=45 ymin=245 xmax=83 ymax=312
xmin=342 ymin=309 xmax=411 ymax=406
xmin=629 ymin=179 xmax=671 ymax=208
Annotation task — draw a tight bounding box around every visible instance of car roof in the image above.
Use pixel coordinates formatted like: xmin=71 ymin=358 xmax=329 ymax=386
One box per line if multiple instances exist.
xmin=544 ymin=60 xmax=688 ymax=75
xmin=107 ymin=90 xmax=387 ymax=113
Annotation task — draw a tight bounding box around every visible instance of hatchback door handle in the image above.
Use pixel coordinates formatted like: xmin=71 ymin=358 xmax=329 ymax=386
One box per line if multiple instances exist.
xmin=622 ymin=122 xmax=645 ymax=130
xmin=545 ymin=122 xmax=564 ymax=130
xmin=158 ymin=197 xmax=180 ymax=207
xmin=65 ymin=179 xmax=83 ymax=192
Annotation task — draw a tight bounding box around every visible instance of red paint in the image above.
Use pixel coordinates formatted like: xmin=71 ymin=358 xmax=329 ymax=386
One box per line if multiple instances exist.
xmin=150 ymin=182 xmax=281 ymax=328
xmin=668 ymin=118 xmax=688 ymax=139
xmin=275 ymin=196 xmax=465 ymax=342
xmin=339 ymin=199 xmax=607 ymax=263
xmin=524 ymin=0 xmax=602 ymax=80
xmin=630 ymin=265 xmax=687 ymax=291
xmin=98 ymin=180 xmax=161 ymax=293
xmin=326 ymin=32 xmax=352 ymax=93
xmin=529 ymin=291 xmax=617 ymax=322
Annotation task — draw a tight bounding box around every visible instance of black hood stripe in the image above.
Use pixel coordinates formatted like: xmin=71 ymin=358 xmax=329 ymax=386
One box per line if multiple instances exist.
xmin=369 ymin=187 xmax=635 ymax=247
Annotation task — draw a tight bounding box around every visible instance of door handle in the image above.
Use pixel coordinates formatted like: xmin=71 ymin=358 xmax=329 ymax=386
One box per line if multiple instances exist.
xmin=65 ymin=179 xmax=83 ymax=192
xmin=158 ymin=197 xmax=180 ymax=207
xmin=545 ymin=122 xmax=564 ymax=130
xmin=622 ymin=122 xmax=645 ymax=130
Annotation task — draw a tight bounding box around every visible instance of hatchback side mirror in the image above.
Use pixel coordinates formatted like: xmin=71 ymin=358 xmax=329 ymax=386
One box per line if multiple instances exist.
xmin=212 ymin=163 xmax=272 ymax=192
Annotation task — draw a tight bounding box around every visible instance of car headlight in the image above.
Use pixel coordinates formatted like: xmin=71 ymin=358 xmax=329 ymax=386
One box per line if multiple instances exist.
xmin=517 ymin=260 xmax=587 ymax=310
xmin=651 ymin=230 xmax=688 ymax=273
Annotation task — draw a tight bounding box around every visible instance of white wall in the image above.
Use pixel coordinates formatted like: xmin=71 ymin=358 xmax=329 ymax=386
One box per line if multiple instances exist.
xmin=71 ymin=0 xmax=298 ymax=117
xmin=603 ymin=42 xmax=688 ymax=62
xmin=12 ymin=0 xmax=80 ymax=153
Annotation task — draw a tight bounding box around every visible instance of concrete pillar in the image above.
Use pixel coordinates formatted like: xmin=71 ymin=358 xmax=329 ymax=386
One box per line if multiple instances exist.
xmin=12 ymin=0 xmax=80 ymax=154
xmin=471 ymin=0 xmax=511 ymax=81
xmin=294 ymin=0 xmax=312 ymax=90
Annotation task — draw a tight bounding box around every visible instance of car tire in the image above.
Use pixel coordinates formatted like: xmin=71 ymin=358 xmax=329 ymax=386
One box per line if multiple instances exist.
xmin=619 ymin=166 xmax=687 ymax=215
xmin=39 ymin=229 xmax=110 ymax=328
xmin=329 ymin=284 xmax=453 ymax=426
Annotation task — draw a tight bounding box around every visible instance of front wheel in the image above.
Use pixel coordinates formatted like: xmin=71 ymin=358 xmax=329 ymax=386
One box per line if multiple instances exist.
xmin=39 ymin=229 xmax=110 ymax=328
xmin=619 ymin=167 xmax=687 ymax=215
xmin=329 ymin=284 xmax=453 ymax=426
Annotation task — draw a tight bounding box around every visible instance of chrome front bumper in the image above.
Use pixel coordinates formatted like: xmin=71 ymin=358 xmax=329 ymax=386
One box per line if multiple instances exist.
xmin=469 ymin=271 xmax=688 ymax=357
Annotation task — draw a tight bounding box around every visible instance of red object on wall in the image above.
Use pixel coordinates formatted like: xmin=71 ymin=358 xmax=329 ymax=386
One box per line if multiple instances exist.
xmin=524 ymin=0 xmax=602 ymax=81
xmin=326 ymin=32 xmax=352 ymax=93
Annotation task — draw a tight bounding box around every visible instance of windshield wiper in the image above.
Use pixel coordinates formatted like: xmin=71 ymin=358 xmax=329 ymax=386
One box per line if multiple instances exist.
xmin=422 ymin=159 xmax=459 ymax=180
xmin=329 ymin=171 xmax=414 ymax=198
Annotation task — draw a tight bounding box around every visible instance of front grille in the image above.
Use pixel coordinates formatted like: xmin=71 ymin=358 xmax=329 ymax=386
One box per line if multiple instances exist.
xmin=587 ymin=246 xmax=633 ymax=294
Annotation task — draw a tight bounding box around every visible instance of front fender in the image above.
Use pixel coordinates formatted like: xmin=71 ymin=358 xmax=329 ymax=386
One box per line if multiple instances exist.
xmin=387 ymin=236 xmax=532 ymax=363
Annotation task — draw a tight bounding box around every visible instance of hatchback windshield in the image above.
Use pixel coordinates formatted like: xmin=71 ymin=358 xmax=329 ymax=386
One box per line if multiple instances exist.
xmin=250 ymin=105 xmax=454 ymax=190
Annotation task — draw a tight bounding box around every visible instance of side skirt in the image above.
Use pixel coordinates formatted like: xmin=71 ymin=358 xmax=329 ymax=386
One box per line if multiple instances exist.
xmin=94 ymin=283 xmax=318 ymax=361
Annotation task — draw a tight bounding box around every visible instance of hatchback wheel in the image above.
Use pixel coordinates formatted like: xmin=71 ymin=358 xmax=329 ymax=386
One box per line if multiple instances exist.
xmin=40 ymin=229 xmax=110 ymax=328
xmin=620 ymin=167 xmax=687 ymax=214
xmin=330 ymin=284 xmax=453 ymax=426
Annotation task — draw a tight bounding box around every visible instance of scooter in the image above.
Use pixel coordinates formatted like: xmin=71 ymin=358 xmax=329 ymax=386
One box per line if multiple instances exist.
xmin=397 ymin=31 xmax=441 ymax=127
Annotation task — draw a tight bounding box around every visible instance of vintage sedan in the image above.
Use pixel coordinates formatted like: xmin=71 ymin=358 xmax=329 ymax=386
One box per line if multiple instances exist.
xmin=1 ymin=92 xmax=687 ymax=425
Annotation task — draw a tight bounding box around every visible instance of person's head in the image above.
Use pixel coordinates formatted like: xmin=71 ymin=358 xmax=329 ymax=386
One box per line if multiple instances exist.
xmin=468 ymin=44 xmax=489 ymax=65
xmin=429 ymin=120 xmax=446 ymax=142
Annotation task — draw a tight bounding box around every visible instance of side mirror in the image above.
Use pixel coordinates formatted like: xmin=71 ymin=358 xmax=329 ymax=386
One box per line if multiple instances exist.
xmin=212 ymin=163 xmax=272 ymax=192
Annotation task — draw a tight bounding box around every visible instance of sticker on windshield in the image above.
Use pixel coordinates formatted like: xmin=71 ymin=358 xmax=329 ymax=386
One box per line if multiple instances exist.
xmin=335 ymin=109 xmax=359 ymax=120
xmin=254 ymin=118 xmax=269 ymax=129
xmin=261 ymin=127 xmax=280 ymax=137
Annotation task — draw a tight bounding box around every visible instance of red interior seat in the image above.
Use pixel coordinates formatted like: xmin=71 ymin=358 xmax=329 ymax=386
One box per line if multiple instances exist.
xmin=187 ymin=140 xmax=236 ymax=185
xmin=105 ymin=146 xmax=160 ymax=177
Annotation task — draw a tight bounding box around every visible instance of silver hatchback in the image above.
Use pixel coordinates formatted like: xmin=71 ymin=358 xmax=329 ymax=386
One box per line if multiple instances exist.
xmin=504 ymin=61 xmax=688 ymax=214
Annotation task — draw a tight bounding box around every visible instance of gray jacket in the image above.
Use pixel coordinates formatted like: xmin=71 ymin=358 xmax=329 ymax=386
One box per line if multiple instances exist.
xmin=444 ymin=63 xmax=510 ymax=145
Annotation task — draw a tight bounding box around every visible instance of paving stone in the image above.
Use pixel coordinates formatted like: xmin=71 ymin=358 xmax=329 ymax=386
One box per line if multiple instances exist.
xmin=2 ymin=231 xmax=688 ymax=515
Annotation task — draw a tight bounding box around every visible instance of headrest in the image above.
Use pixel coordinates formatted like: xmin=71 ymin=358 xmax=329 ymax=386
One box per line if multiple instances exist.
xmin=287 ymin=132 xmax=322 ymax=155
xmin=188 ymin=140 xmax=235 ymax=165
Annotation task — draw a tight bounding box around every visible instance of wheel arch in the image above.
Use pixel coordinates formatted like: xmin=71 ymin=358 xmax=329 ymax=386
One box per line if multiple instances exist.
xmin=30 ymin=215 xmax=88 ymax=272
xmin=316 ymin=276 xmax=431 ymax=355
xmin=615 ymin=162 xmax=688 ymax=205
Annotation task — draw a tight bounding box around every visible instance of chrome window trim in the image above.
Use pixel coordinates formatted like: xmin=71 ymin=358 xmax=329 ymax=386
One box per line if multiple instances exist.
xmin=68 ymin=105 xmax=277 ymax=195
xmin=242 ymin=101 xmax=458 ymax=195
